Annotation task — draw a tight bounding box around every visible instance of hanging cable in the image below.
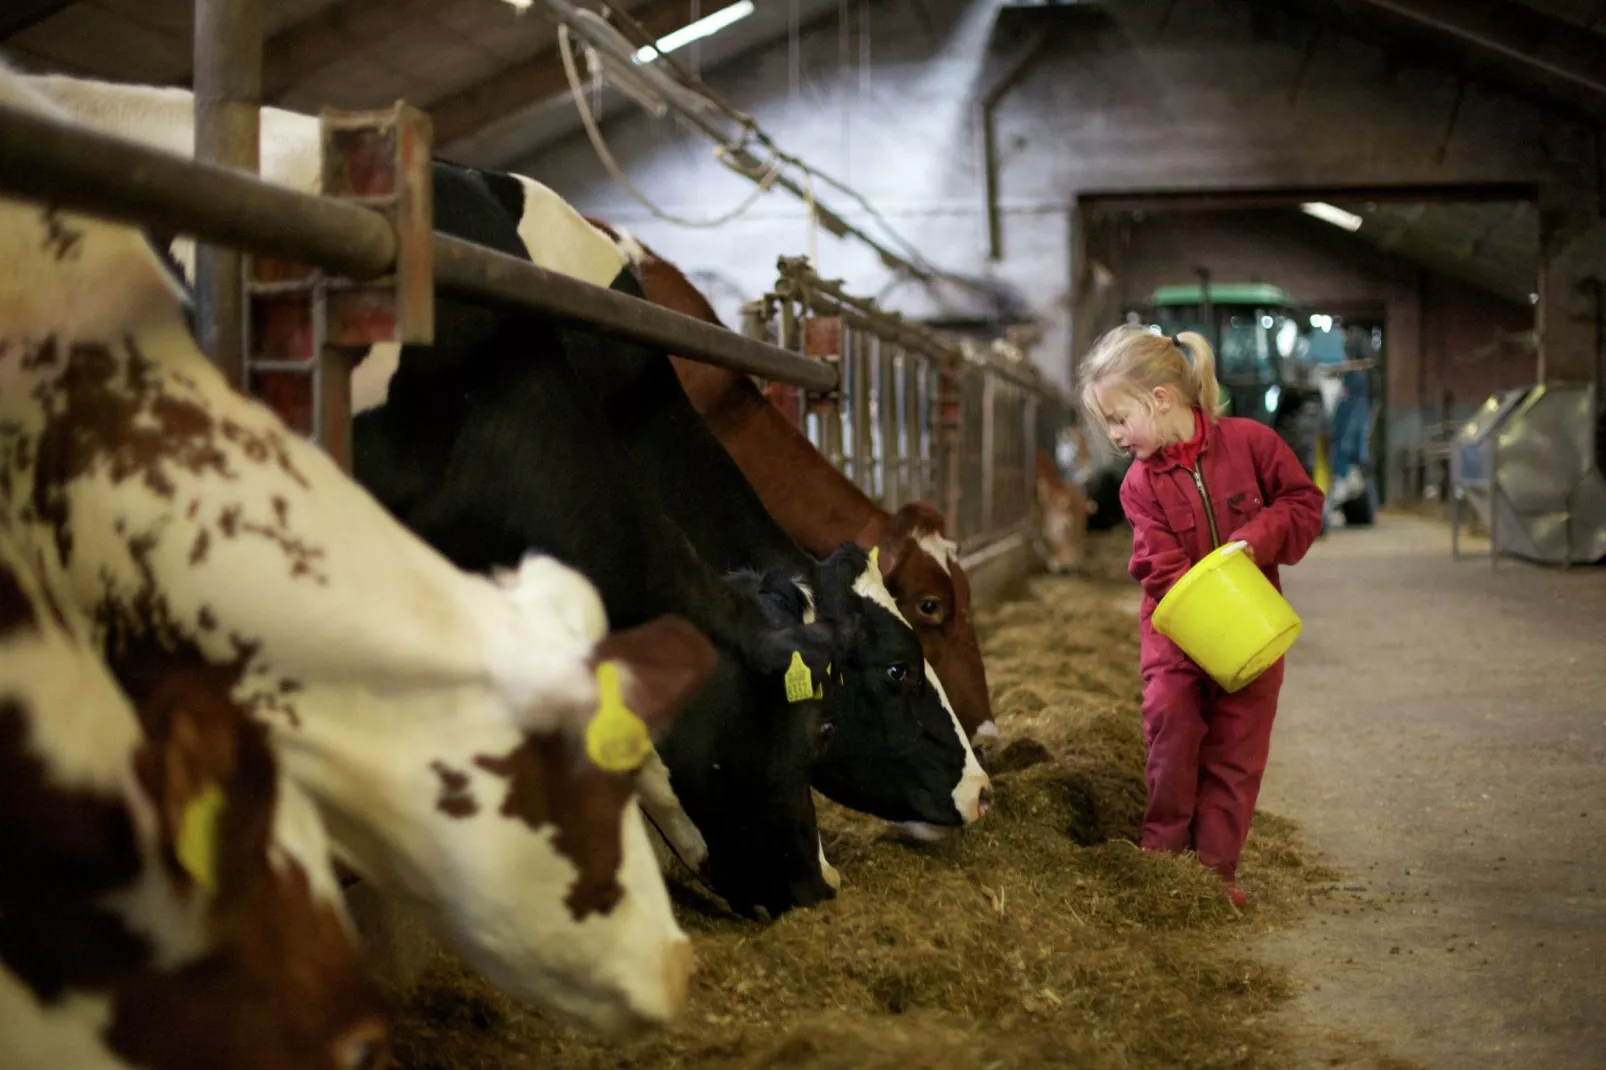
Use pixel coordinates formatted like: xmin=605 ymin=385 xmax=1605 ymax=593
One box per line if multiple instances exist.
xmin=543 ymin=0 xmax=1006 ymax=305
xmin=558 ymin=23 xmax=785 ymax=228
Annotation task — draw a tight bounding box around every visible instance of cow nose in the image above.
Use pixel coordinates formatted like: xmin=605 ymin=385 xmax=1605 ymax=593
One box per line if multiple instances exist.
xmin=977 ymin=784 xmax=993 ymax=817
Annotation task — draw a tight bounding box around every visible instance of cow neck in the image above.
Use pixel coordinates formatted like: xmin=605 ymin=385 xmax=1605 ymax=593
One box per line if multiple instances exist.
xmin=711 ymin=378 xmax=885 ymax=556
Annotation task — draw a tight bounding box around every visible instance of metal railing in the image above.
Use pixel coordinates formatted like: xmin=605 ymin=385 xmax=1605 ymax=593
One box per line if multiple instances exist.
xmin=742 ymin=258 xmax=1070 ymax=555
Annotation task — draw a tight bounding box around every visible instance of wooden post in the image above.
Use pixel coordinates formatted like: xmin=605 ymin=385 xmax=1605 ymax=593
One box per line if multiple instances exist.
xmin=193 ymin=0 xmax=263 ymax=390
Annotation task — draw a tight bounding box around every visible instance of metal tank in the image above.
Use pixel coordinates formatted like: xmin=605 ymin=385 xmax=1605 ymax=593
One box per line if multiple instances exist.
xmin=1451 ymin=382 xmax=1606 ymax=566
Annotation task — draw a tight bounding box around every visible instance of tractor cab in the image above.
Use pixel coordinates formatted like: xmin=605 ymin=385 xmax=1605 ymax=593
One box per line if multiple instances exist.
xmin=1140 ymin=283 xmax=1318 ymax=429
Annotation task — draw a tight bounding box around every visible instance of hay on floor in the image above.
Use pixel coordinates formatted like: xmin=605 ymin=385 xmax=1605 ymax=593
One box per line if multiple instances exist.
xmin=387 ymin=531 xmax=1332 ymax=1070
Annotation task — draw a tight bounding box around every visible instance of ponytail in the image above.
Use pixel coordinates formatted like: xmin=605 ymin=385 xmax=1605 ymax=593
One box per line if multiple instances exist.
xmin=1172 ymin=330 xmax=1223 ymax=419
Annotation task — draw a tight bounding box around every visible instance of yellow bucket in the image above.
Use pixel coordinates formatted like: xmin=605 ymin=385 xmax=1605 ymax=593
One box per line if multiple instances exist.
xmin=1152 ymin=540 xmax=1302 ymax=693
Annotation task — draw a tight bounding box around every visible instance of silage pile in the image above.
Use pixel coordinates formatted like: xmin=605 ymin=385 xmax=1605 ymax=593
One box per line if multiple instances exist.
xmin=389 ymin=531 xmax=1331 ymax=1070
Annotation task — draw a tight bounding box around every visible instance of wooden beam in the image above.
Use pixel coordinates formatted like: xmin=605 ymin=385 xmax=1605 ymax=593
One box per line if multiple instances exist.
xmin=429 ymin=0 xmax=693 ymax=147
xmin=0 ymin=0 xmax=77 ymax=41
xmin=1351 ymin=0 xmax=1606 ymax=106
xmin=262 ymin=0 xmax=457 ymax=103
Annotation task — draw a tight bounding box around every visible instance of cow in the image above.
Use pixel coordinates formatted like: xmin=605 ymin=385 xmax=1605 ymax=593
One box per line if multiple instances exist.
xmin=2 ymin=60 xmax=716 ymax=1035
xmin=0 ymin=523 xmax=388 ymax=1070
xmin=23 ymin=73 xmax=986 ymax=900
xmin=1032 ymin=447 xmax=1097 ymax=574
xmin=579 ymin=217 xmax=1001 ymax=756
xmin=469 ymin=170 xmax=990 ymax=840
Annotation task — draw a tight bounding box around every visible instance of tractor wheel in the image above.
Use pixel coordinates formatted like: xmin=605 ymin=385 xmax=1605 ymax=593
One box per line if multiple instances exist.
xmin=1086 ymin=465 xmax=1128 ymax=531
xmin=1340 ymin=477 xmax=1378 ymax=526
xmin=1273 ymin=390 xmax=1325 ymax=479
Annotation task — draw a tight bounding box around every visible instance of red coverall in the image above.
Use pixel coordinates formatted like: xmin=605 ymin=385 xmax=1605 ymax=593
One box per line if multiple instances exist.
xmin=1120 ymin=413 xmax=1325 ymax=882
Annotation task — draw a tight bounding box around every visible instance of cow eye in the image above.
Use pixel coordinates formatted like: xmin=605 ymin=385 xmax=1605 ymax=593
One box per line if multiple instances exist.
xmin=886 ymin=664 xmax=909 ymax=683
xmin=818 ymin=722 xmax=836 ymax=750
xmin=917 ymin=599 xmax=942 ymax=618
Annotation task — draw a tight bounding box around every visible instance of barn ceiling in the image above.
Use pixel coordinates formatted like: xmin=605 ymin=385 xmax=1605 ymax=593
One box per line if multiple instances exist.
xmin=0 ymin=0 xmax=1576 ymax=308
xmin=1325 ymin=199 xmax=1540 ymax=307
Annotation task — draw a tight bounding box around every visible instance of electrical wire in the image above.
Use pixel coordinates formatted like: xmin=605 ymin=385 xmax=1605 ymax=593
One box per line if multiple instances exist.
xmin=558 ymin=23 xmax=784 ymax=228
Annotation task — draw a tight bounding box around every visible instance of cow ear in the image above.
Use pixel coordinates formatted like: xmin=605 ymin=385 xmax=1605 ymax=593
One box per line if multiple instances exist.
xmin=591 ymin=615 xmax=718 ymax=735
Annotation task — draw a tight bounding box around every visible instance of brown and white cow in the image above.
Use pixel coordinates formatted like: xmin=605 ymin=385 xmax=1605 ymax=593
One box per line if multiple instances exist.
xmin=1033 ymin=447 xmax=1097 ymax=574
xmin=579 ymin=218 xmax=1000 ymax=754
xmin=2 ymin=61 xmax=714 ymax=1035
xmin=0 ymin=521 xmax=388 ymax=1070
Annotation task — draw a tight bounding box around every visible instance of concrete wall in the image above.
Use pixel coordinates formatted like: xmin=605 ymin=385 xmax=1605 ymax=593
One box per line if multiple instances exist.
xmin=513 ymin=0 xmax=1598 ymax=417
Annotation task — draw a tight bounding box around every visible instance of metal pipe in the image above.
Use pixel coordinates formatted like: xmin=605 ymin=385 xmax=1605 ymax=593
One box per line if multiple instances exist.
xmin=976 ymin=27 xmax=1050 ymax=261
xmin=432 ymin=237 xmax=838 ymax=391
xmin=0 ymin=103 xmax=837 ymax=392
xmin=193 ymin=0 xmax=262 ymax=390
xmin=0 ymin=102 xmax=397 ymax=277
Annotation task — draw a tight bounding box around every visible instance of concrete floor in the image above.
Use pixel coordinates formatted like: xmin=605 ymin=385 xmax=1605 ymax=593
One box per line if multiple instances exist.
xmin=1253 ymin=515 xmax=1606 ymax=1070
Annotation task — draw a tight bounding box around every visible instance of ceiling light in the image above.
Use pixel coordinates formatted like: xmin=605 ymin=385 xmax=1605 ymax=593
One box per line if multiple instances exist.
xmin=499 ymin=0 xmax=532 ymax=9
xmin=1301 ymin=202 xmax=1363 ymax=232
xmin=634 ymin=0 xmax=754 ymax=63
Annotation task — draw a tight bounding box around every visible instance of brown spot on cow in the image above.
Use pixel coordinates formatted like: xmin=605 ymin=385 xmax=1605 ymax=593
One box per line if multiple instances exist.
xmin=0 ymin=558 xmax=37 ymax=638
xmin=475 ymin=732 xmax=634 ymax=922
xmin=430 ymin=760 xmax=479 ymax=819
xmin=39 ymin=208 xmax=85 ymax=262
xmin=0 ymin=695 xmax=151 ymax=1001
xmin=197 ymin=606 xmax=218 ymax=632
xmin=189 ymin=527 xmax=211 ymax=566
xmin=26 ymin=337 xmax=318 ymax=577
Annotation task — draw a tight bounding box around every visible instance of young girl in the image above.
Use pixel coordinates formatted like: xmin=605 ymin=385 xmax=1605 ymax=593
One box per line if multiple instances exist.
xmin=1079 ymin=325 xmax=1325 ymax=906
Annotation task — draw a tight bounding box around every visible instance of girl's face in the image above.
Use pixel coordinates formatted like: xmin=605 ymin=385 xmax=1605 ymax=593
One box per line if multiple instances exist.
xmin=1096 ymin=389 xmax=1164 ymax=461
xmin=1096 ymin=386 xmax=1191 ymax=461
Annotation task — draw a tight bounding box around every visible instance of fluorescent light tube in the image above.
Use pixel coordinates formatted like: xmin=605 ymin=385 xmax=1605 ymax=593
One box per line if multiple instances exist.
xmin=634 ymin=1 xmax=755 ymax=63
xmin=1301 ymin=202 xmax=1363 ymax=232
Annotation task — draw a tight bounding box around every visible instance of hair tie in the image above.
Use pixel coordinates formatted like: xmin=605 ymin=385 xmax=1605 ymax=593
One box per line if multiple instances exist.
xmin=1171 ymin=335 xmax=1194 ymax=366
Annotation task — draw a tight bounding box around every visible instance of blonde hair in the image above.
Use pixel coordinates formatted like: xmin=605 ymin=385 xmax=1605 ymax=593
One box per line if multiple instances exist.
xmin=1077 ymin=325 xmax=1223 ymax=440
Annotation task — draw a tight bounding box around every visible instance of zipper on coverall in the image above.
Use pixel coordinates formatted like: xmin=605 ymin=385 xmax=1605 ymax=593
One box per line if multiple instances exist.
xmin=1188 ymin=466 xmax=1221 ymax=549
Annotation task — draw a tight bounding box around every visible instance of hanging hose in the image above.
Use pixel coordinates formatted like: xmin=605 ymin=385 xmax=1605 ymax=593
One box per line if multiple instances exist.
xmin=558 ymin=22 xmax=784 ymax=228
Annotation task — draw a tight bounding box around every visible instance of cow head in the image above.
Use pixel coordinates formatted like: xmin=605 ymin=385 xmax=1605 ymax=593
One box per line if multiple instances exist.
xmin=874 ymin=503 xmax=996 ymax=750
xmin=0 ymin=547 xmax=386 ymax=1070
xmin=650 ymin=596 xmax=838 ymax=921
xmin=742 ymin=543 xmax=992 ymax=834
xmin=115 ymin=668 xmax=389 ymax=1070
xmin=1036 ymin=475 xmax=1097 ymax=574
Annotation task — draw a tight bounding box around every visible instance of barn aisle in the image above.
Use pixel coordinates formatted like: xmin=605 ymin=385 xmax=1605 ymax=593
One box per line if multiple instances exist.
xmin=1255 ymin=515 xmax=1606 ymax=1069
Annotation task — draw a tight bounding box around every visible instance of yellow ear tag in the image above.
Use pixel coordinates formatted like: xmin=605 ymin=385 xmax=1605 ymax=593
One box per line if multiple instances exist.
xmin=176 ymin=782 xmax=226 ymax=893
xmin=869 ymin=546 xmax=881 ymax=573
xmin=784 ymin=651 xmax=824 ymax=703
xmin=585 ymin=661 xmax=652 ymax=773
